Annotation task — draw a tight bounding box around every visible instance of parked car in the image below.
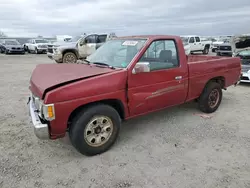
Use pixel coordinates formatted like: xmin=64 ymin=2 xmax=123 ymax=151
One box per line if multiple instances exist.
xmin=211 ymin=39 xmax=226 ymax=52
xmin=0 ymin=41 xmax=4 ymax=53
xmin=24 ymin=38 xmax=50 ymax=54
xmin=28 ymin=35 xmax=241 ymax=156
xmin=232 ymin=34 xmax=250 ymax=83
xmin=181 ymin=35 xmax=211 ymax=54
xmin=0 ymin=39 xmax=25 ymax=54
xmin=47 ymin=33 xmax=117 ymax=64
xmin=217 ymin=43 xmax=232 ymax=56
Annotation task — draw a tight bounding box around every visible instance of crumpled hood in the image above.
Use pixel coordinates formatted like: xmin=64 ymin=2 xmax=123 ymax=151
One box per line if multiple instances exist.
xmin=30 ymin=64 xmax=115 ymax=98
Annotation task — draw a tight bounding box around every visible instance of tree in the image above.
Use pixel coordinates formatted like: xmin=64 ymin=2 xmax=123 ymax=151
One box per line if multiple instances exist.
xmin=0 ymin=31 xmax=7 ymax=37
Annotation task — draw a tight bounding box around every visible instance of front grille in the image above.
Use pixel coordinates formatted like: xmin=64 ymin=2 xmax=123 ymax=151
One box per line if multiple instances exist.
xmin=17 ymin=48 xmax=20 ymax=50
xmin=12 ymin=47 xmax=16 ymax=49
xmin=241 ymin=76 xmax=249 ymax=81
xmin=48 ymin=48 xmax=53 ymax=53
xmin=47 ymin=45 xmax=53 ymax=48
xmin=242 ymin=67 xmax=250 ymax=73
xmin=218 ymin=46 xmax=232 ymax=51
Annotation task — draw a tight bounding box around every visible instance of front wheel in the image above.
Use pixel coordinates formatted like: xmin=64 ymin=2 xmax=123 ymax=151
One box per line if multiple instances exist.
xmin=69 ymin=104 xmax=121 ymax=156
xmin=62 ymin=52 xmax=77 ymax=63
xmin=198 ymin=82 xmax=222 ymax=113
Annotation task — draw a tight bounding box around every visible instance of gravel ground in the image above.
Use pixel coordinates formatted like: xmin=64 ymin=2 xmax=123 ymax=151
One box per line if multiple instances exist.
xmin=0 ymin=53 xmax=250 ymax=188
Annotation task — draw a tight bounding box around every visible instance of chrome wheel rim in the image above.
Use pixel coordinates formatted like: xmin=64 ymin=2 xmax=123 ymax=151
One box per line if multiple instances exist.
xmin=65 ymin=54 xmax=76 ymax=63
xmin=84 ymin=116 xmax=114 ymax=147
xmin=208 ymin=89 xmax=220 ymax=108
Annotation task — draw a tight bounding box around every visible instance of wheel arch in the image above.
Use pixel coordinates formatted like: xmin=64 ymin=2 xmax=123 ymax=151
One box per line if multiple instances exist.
xmin=62 ymin=48 xmax=79 ymax=58
xmin=67 ymin=99 xmax=125 ymax=130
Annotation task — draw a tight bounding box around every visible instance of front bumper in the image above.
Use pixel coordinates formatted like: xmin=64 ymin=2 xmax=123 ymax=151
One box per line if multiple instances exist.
xmin=37 ymin=48 xmax=47 ymax=52
xmin=6 ymin=49 xmax=25 ymax=54
xmin=47 ymin=52 xmax=62 ymax=62
xmin=217 ymin=51 xmax=232 ymax=56
xmin=28 ymin=96 xmax=49 ymax=140
xmin=240 ymin=72 xmax=250 ymax=83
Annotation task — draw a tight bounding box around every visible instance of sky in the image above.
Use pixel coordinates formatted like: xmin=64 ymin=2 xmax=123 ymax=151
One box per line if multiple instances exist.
xmin=0 ymin=0 xmax=250 ymax=37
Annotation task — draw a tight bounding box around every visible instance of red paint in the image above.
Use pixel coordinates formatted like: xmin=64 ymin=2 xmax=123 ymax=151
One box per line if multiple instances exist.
xmin=29 ymin=35 xmax=241 ymax=139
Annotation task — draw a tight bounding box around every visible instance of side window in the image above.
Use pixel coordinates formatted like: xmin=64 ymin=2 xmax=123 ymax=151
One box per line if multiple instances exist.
xmin=139 ymin=40 xmax=179 ymax=71
xmin=97 ymin=35 xmax=107 ymax=43
xmin=195 ymin=37 xmax=200 ymax=42
xmin=189 ymin=37 xmax=195 ymax=43
xmin=85 ymin=35 xmax=97 ymax=43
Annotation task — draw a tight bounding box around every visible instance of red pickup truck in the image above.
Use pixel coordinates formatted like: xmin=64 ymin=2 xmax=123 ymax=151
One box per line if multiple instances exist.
xmin=28 ymin=35 xmax=241 ymax=156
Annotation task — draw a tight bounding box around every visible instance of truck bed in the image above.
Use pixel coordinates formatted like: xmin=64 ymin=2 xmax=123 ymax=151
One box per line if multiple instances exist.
xmin=186 ymin=55 xmax=241 ymax=101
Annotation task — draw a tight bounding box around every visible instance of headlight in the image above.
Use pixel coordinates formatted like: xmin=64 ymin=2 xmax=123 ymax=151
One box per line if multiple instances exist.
xmin=42 ymin=104 xmax=55 ymax=121
xmin=32 ymin=94 xmax=55 ymax=121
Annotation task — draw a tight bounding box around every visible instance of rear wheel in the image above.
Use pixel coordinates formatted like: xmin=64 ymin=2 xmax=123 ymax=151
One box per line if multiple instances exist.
xmin=69 ymin=104 xmax=121 ymax=156
xmin=62 ymin=52 xmax=77 ymax=63
xmin=203 ymin=46 xmax=209 ymax=54
xmin=198 ymin=82 xmax=222 ymax=113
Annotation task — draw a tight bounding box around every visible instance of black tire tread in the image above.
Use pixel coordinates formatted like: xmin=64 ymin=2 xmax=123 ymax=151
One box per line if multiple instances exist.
xmin=198 ymin=82 xmax=222 ymax=113
xmin=69 ymin=104 xmax=121 ymax=156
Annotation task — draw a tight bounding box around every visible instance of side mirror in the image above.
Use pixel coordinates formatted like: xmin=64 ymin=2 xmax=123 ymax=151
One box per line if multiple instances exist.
xmin=132 ymin=62 xmax=150 ymax=74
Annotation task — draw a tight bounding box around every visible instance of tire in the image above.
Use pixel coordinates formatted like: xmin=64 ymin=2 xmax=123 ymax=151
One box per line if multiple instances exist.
xmin=55 ymin=60 xmax=63 ymax=63
xmin=217 ymin=52 xmax=220 ymax=56
xmin=203 ymin=46 xmax=209 ymax=54
xmin=35 ymin=47 xmax=38 ymax=54
xmin=62 ymin=52 xmax=77 ymax=63
xmin=198 ymin=82 xmax=222 ymax=113
xmin=212 ymin=49 xmax=215 ymax=53
xmin=69 ymin=104 xmax=121 ymax=156
xmin=5 ymin=50 xmax=8 ymax=55
xmin=27 ymin=47 xmax=30 ymax=53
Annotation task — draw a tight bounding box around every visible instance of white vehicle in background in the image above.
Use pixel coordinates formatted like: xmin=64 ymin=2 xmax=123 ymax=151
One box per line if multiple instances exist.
xmin=47 ymin=33 xmax=117 ymax=63
xmin=24 ymin=38 xmax=51 ymax=54
xmin=231 ymin=34 xmax=250 ymax=83
xmin=181 ymin=35 xmax=211 ymax=54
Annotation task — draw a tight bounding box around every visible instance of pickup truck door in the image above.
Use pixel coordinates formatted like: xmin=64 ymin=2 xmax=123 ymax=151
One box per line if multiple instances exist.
xmin=78 ymin=34 xmax=97 ymax=58
xmin=188 ymin=37 xmax=195 ymax=51
xmin=128 ymin=39 xmax=188 ymax=116
xmin=195 ymin=37 xmax=202 ymax=50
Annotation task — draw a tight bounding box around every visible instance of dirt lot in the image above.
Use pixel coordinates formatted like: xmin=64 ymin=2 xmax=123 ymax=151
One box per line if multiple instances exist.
xmin=0 ymin=53 xmax=250 ymax=188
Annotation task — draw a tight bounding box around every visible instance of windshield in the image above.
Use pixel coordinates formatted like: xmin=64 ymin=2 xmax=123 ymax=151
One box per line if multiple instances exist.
xmin=181 ymin=37 xmax=189 ymax=43
xmin=86 ymin=39 xmax=147 ymax=68
xmin=5 ymin=40 xmax=20 ymax=45
xmin=35 ymin=39 xmax=48 ymax=43
xmin=69 ymin=36 xmax=82 ymax=42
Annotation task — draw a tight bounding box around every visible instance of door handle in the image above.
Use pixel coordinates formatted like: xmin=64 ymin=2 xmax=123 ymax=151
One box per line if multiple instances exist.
xmin=175 ymin=76 xmax=182 ymax=80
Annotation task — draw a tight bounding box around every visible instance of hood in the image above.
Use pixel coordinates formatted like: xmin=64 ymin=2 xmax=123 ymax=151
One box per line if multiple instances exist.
xmin=232 ymin=35 xmax=250 ymax=53
xmin=213 ymin=41 xmax=224 ymax=45
xmin=5 ymin=44 xmax=23 ymax=48
xmin=52 ymin=41 xmax=77 ymax=48
xmin=35 ymin=43 xmax=50 ymax=46
xmin=30 ymin=64 xmax=115 ymax=98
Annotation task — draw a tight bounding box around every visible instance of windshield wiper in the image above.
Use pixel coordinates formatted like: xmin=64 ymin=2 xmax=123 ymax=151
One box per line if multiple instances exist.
xmin=92 ymin=62 xmax=115 ymax=69
xmin=82 ymin=59 xmax=91 ymax=64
